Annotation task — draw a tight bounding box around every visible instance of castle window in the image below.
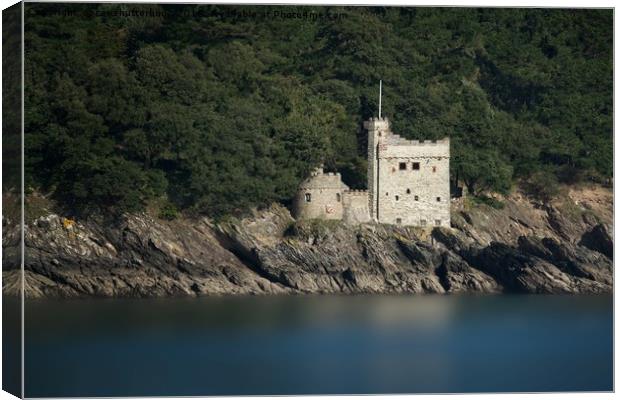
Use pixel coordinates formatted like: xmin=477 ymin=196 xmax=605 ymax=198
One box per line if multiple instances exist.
xmin=399 ymin=162 xmax=407 ymax=170
xmin=396 ymin=218 xmax=402 ymax=225
xmin=432 ymin=166 xmax=437 ymax=173
xmin=395 ymin=195 xmax=399 ymax=201
xmin=412 ymin=162 xmax=420 ymax=170
xmin=435 ymin=219 xmax=441 ymax=226
xmin=336 ymin=193 xmax=341 ymax=202
xmin=305 ymin=193 xmax=311 ymax=202
xmin=414 ymin=195 xmax=419 ymax=201
xmin=420 ymin=219 xmax=427 ymax=226
xmin=406 ymin=189 xmax=411 ymax=194
xmin=436 ymin=197 xmax=441 ymax=202
xmin=386 ymin=192 xmax=389 ymax=196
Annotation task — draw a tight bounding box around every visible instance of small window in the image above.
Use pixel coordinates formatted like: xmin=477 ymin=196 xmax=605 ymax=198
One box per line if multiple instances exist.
xmin=305 ymin=193 xmax=311 ymax=202
xmin=435 ymin=219 xmax=441 ymax=226
xmin=336 ymin=193 xmax=341 ymax=202
xmin=395 ymin=195 xmax=399 ymax=201
xmin=406 ymin=189 xmax=411 ymax=194
xmin=436 ymin=197 xmax=441 ymax=202
xmin=420 ymin=219 xmax=427 ymax=226
xmin=414 ymin=195 xmax=419 ymax=201
xmin=386 ymin=192 xmax=389 ymax=196
xmin=399 ymin=162 xmax=407 ymax=170
xmin=412 ymin=162 xmax=420 ymax=170
xmin=432 ymin=166 xmax=437 ymax=173
xmin=396 ymin=218 xmax=402 ymax=225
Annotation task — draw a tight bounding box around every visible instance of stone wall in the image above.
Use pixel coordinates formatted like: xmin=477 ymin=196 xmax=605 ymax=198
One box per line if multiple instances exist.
xmin=293 ymin=170 xmax=348 ymax=220
xmin=376 ymin=138 xmax=450 ymax=227
xmin=342 ymin=190 xmax=371 ymax=224
xmin=364 ymin=117 xmax=390 ymax=222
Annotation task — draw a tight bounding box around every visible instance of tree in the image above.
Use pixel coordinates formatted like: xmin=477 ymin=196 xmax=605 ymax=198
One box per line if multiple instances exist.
xmin=23 ymin=4 xmax=612 ymax=217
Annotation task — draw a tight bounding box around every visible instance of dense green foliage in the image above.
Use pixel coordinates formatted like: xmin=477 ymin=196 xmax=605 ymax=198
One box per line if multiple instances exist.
xmin=23 ymin=5 xmax=612 ymax=216
xmin=3 ymin=4 xmax=22 ymax=192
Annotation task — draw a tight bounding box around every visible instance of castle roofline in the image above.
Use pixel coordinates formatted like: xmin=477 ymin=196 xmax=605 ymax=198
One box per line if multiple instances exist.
xmin=299 ymin=169 xmax=349 ymax=191
xmin=363 ymin=117 xmax=390 ymax=130
xmin=299 ymin=181 xmax=349 ymax=190
xmin=385 ymin=136 xmax=450 ymax=146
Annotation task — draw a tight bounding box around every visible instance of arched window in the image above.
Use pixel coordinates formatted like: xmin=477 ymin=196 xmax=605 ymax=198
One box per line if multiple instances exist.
xmin=406 ymin=189 xmax=411 ymax=194
xmin=336 ymin=193 xmax=341 ymax=202
xmin=395 ymin=195 xmax=399 ymax=201
xmin=414 ymin=195 xmax=419 ymax=201
xmin=305 ymin=193 xmax=311 ymax=202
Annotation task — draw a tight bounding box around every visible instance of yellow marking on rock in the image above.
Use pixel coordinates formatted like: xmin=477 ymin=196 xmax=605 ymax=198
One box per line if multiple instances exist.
xmin=62 ymin=217 xmax=75 ymax=230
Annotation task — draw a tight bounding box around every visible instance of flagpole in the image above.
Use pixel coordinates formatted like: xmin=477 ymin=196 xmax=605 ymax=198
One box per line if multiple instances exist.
xmin=379 ymin=80 xmax=382 ymax=118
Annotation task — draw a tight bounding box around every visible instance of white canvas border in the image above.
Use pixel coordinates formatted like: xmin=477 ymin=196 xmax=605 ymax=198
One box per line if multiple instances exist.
xmin=0 ymin=1 xmax=615 ymax=400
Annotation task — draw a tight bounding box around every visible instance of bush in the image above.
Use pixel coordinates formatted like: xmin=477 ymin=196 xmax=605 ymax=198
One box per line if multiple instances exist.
xmin=471 ymin=194 xmax=505 ymax=209
xmin=158 ymin=202 xmax=179 ymax=220
xmin=284 ymin=219 xmax=341 ymax=239
xmin=523 ymin=171 xmax=560 ymax=202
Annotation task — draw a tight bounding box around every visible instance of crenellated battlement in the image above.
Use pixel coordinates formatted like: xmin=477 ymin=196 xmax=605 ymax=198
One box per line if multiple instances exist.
xmin=379 ymin=135 xmax=450 ymax=160
xmin=295 ymin=111 xmax=450 ymax=228
xmin=363 ymin=117 xmax=390 ymax=132
xmin=343 ymin=190 xmax=368 ymax=196
xmin=386 ymin=136 xmax=450 ymax=146
xmin=309 ymin=166 xmax=342 ymax=178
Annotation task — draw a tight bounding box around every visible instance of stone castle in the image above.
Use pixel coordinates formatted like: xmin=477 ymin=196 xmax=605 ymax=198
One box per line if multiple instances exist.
xmin=293 ymin=116 xmax=450 ymax=227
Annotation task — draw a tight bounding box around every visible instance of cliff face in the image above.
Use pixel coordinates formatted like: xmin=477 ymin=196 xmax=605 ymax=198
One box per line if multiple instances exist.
xmin=2 ymin=186 xmax=613 ymax=298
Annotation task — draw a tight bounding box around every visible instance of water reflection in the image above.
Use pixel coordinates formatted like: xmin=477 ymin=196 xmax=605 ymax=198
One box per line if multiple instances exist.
xmin=23 ymin=294 xmax=612 ymax=396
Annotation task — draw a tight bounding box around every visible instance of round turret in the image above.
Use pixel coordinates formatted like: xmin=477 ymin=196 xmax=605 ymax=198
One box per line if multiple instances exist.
xmin=293 ymin=167 xmax=349 ymax=220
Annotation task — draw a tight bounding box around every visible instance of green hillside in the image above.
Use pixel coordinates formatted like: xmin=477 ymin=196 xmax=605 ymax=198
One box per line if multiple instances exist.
xmin=21 ymin=4 xmax=612 ymax=216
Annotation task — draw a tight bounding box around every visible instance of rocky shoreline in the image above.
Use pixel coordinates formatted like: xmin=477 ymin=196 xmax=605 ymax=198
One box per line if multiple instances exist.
xmin=2 ymin=186 xmax=613 ymax=298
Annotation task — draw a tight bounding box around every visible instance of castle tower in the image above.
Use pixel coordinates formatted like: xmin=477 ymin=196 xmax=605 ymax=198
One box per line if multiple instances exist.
xmin=364 ymin=122 xmax=451 ymax=227
xmin=293 ymin=81 xmax=451 ymax=228
xmin=293 ymin=166 xmax=349 ymax=220
xmin=364 ymin=117 xmax=390 ymax=221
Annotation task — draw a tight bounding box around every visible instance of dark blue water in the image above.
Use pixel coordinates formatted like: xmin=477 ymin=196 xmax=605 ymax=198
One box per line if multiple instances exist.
xmin=23 ymin=294 xmax=612 ymax=396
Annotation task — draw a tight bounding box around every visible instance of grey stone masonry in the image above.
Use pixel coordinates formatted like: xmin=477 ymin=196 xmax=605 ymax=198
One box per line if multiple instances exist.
xmin=342 ymin=190 xmax=371 ymax=225
xmin=364 ymin=117 xmax=390 ymax=223
xmin=293 ymin=166 xmax=349 ymax=220
xmin=294 ymin=117 xmax=451 ymax=228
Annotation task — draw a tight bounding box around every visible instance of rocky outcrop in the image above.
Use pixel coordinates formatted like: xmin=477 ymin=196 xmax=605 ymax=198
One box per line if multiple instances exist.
xmin=580 ymin=224 xmax=613 ymax=259
xmin=2 ymin=186 xmax=613 ymax=298
xmin=3 ymin=212 xmax=289 ymax=298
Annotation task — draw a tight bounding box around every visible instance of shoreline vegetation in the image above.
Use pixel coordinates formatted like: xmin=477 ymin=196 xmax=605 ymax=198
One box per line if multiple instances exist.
xmin=2 ymin=6 xmax=612 ymax=298
xmin=2 ymin=183 xmax=612 ymax=299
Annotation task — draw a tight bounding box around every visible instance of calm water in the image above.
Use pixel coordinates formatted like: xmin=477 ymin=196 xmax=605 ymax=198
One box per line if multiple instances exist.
xmin=22 ymin=294 xmax=612 ymax=396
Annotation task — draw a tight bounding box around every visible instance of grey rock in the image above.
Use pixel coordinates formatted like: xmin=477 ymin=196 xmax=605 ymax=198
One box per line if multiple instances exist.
xmin=579 ymin=224 xmax=613 ymax=259
xmin=2 ymin=191 xmax=613 ymax=298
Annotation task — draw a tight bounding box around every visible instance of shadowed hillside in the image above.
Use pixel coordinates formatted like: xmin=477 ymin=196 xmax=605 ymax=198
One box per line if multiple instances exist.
xmin=21 ymin=5 xmax=612 ymax=217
